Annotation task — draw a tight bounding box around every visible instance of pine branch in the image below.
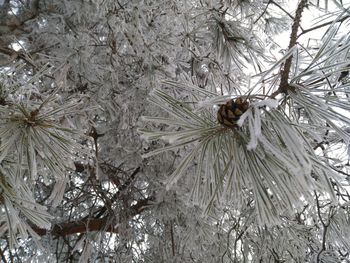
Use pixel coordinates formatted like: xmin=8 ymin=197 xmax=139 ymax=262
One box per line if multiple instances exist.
xmin=315 ymin=193 xmax=327 ymax=262
xmin=315 ymin=192 xmax=336 ymax=262
xmin=298 ymin=15 xmax=350 ymax=37
xmin=272 ymin=0 xmax=308 ymax=97
xmin=270 ymin=0 xmax=296 ymax=21
xmin=32 ymin=217 xmax=117 ymax=236
xmin=170 ymin=221 xmax=176 ymax=257
xmin=93 ymin=167 xmax=141 ymax=219
xmin=254 ymin=0 xmax=272 ymax=23
xmin=31 ymin=197 xmax=153 ymax=236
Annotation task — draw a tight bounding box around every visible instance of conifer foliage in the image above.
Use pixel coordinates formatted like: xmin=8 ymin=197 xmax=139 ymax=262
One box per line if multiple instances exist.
xmin=0 ymin=0 xmax=350 ymax=262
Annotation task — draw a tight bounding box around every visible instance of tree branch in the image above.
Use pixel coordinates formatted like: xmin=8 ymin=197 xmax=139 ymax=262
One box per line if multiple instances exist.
xmin=93 ymin=166 xmax=141 ymax=219
xmin=31 ymin=197 xmax=153 ymax=236
xmin=254 ymin=0 xmax=272 ymax=24
xmin=271 ymin=0 xmax=296 ymax=21
xmin=272 ymin=0 xmax=308 ymax=97
xmin=32 ymin=217 xmax=117 ymax=237
xmin=298 ymin=15 xmax=350 ymax=37
xmin=280 ymin=0 xmax=307 ymax=88
xmin=315 ymin=192 xmax=335 ymax=262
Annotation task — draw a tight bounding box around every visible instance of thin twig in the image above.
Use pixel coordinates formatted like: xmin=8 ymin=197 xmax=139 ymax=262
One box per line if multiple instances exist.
xmin=254 ymin=0 xmax=272 ymax=24
xmin=93 ymin=167 xmax=141 ymax=219
xmin=271 ymin=0 xmax=300 ymax=25
xmin=298 ymin=15 xmax=350 ymax=37
xmin=315 ymin=192 xmax=335 ymax=262
xmin=170 ymin=221 xmax=176 ymax=257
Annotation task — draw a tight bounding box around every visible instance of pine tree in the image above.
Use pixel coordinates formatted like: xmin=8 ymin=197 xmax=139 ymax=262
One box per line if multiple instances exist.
xmin=0 ymin=0 xmax=350 ymax=262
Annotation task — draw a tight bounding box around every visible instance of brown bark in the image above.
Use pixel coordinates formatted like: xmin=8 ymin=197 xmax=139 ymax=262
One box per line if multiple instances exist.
xmin=279 ymin=0 xmax=307 ymax=89
xmin=31 ymin=197 xmax=153 ymax=236
xmin=272 ymin=0 xmax=308 ymax=98
xmin=31 ymin=217 xmax=117 ymax=236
